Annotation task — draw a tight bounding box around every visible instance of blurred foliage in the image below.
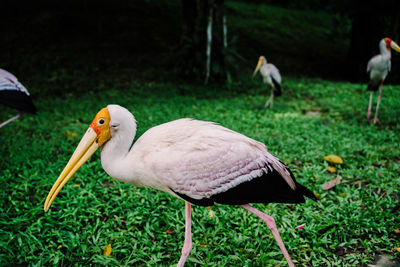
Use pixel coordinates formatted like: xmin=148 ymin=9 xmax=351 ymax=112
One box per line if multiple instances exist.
xmin=3 ymin=0 xmax=400 ymax=84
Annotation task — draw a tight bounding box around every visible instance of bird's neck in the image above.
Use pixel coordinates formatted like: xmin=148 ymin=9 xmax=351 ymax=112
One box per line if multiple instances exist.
xmin=380 ymin=43 xmax=391 ymax=58
xmin=100 ymin=123 xmax=141 ymax=184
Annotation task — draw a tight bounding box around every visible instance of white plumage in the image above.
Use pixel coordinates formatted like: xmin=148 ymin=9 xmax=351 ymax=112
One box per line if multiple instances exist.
xmin=0 ymin=69 xmax=30 ymax=96
xmin=107 ymin=115 xmax=294 ymax=199
xmin=252 ymin=56 xmax=282 ymax=108
xmin=366 ymin=38 xmax=400 ymax=124
xmin=44 ymin=104 xmax=315 ymax=267
xmin=367 ymin=39 xmax=392 ymax=86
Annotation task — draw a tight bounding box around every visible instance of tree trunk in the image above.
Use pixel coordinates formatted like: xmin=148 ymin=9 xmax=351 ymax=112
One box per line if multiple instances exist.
xmin=178 ymin=0 xmax=226 ymax=83
xmin=346 ymin=11 xmax=384 ymax=82
xmin=204 ymin=0 xmax=214 ymax=84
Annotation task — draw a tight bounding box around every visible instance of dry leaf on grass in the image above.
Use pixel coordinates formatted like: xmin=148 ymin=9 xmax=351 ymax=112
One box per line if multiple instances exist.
xmin=103 ymin=243 xmax=112 ymax=256
xmin=322 ymin=177 xmax=341 ymax=190
xmin=164 ymin=229 xmax=175 ymax=234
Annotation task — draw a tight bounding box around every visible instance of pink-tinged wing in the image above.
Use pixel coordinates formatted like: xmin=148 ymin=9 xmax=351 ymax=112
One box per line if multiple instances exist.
xmin=146 ymin=119 xmax=295 ymax=201
xmin=0 ymin=68 xmax=30 ymax=95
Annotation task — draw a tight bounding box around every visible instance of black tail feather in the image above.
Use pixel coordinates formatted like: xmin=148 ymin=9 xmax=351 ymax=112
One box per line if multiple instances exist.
xmin=0 ymin=90 xmax=36 ymax=114
xmin=272 ymin=79 xmax=282 ymax=96
xmin=295 ymin=182 xmax=317 ymax=201
xmin=366 ymin=82 xmax=379 ymax=92
xmin=172 ymin=168 xmax=316 ymax=206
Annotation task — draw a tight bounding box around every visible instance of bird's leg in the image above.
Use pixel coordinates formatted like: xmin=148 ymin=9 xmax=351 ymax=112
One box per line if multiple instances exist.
xmin=0 ymin=113 xmax=21 ymax=128
xmin=241 ymin=204 xmax=295 ymax=267
xmin=264 ymin=90 xmax=274 ymax=108
xmin=373 ymin=81 xmax=383 ymax=124
xmin=366 ymin=90 xmax=373 ymax=120
xmin=177 ymin=201 xmax=192 ymax=267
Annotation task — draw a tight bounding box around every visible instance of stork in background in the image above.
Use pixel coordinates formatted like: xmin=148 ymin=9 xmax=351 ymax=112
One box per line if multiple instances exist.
xmin=366 ymin=38 xmax=400 ymax=124
xmin=44 ymin=105 xmax=316 ymax=267
xmin=252 ymin=56 xmax=282 ymax=108
xmin=0 ymin=68 xmax=36 ymax=128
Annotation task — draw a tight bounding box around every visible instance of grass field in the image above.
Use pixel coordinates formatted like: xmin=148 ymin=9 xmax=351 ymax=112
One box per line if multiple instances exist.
xmin=1 ymin=0 xmax=400 ymax=266
xmin=1 ymin=75 xmax=400 ymax=266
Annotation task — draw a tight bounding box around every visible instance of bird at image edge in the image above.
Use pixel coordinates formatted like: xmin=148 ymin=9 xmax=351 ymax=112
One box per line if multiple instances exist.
xmin=44 ymin=105 xmax=316 ymax=267
xmin=366 ymin=37 xmax=400 ymax=124
xmin=0 ymin=68 xmax=36 ymax=128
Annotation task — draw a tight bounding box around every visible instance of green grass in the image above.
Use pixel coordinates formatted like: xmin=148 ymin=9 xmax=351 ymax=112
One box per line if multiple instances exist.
xmin=1 ymin=76 xmax=400 ymax=266
xmin=0 ymin=0 xmax=399 ymax=265
xmin=227 ymin=1 xmax=350 ymax=76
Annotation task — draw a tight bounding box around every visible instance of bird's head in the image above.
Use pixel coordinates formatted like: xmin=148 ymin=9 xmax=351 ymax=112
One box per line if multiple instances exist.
xmin=384 ymin=37 xmax=400 ymax=52
xmin=252 ymin=56 xmax=266 ymax=78
xmin=43 ymin=106 xmax=115 ymax=212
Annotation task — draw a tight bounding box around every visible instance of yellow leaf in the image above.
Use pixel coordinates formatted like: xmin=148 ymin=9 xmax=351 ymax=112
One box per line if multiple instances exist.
xmin=397 ymin=247 xmax=400 ymax=253
xmin=337 ymin=116 xmax=343 ymax=121
xmin=323 ymin=155 xmax=344 ymax=165
xmin=369 ymin=165 xmax=375 ymax=169
xmin=394 ymin=229 xmax=400 ymax=234
xmin=314 ymin=192 xmax=320 ymax=198
xmin=340 ymin=192 xmax=347 ymax=197
xmin=57 ymin=245 xmax=62 ymax=249
xmin=65 ymin=131 xmax=78 ymax=138
xmin=103 ymin=244 xmax=112 ymax=256
xmin=327 ymin=166 xmax=337 ymax=173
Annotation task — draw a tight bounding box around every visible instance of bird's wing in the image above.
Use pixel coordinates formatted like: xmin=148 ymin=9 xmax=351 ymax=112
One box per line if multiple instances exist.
xmin=388 ymin=60 xmax=391 ymax=72
xmin=0 ymin=69 xmax=30 ymax=96
xmin=142 ymin=119 xmax=295 ymax=201
xmin=0 ymin=69 xmax=36 ymax=113
xmin=268 ymin=64 xmax=282 ymax=85
xmin=367 ymin=55 xmax=380 ymax=73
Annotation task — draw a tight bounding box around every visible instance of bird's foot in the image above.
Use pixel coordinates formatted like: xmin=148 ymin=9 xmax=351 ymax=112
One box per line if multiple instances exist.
xmin=373 ymin=117 xmax=378 ymax=124
xmin=264 ymin=101 xmax=273 ymax=108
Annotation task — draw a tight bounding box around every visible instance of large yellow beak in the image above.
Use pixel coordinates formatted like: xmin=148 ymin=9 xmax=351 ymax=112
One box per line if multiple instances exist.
xmin=252 ymin=58 xmax=263 ymax=78
xmin=391 ymin=41 xmax=400 ymax=52
xmin=44 ymin=127 xmax=99 ymax=212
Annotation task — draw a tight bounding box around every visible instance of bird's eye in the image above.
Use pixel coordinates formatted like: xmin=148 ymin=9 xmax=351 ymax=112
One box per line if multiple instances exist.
xmin=111 ymin=124 xmax=119 ymax=128
xmin=98 ymin=119 xmax=105 ymax=125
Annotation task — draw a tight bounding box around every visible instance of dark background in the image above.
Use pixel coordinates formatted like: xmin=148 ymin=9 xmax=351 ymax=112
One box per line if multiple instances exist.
xmin=1 ymin=0 xmax=399 ymax=93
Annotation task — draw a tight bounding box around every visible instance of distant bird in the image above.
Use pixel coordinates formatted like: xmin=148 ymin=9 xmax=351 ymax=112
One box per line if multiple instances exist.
xmin=44 ymin=105 xmax=316 ymax=267
xmin=366 ymin=38 xmax=400 ymax=124
xmin=0 ymin=68 xmax=36 ymax=128
xmin=252 ymin=56 xmax=282 ymax=108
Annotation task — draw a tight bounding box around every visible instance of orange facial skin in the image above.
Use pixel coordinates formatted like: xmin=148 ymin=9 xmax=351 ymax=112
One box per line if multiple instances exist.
xmin=384 ymin=38 xmax=393 ymax=50
xmin=90 ymin=107 xmax=111 ymax=146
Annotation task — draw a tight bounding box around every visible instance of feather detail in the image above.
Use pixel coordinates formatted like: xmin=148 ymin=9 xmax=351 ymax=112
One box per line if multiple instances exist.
xmin=0 ymin=69 xmax=36 ymax=113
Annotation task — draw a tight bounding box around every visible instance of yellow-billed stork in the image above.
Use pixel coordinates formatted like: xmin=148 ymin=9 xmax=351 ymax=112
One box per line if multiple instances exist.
xmin=366 ymin=38 xmax=400 ymax=124
xmin=252 ymin=56 xmax=282 ymax=108
xmin=0 ymin=68 xmax=36 ymax=128
xmin=44 ymin=105 xmax=316 ymax=267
